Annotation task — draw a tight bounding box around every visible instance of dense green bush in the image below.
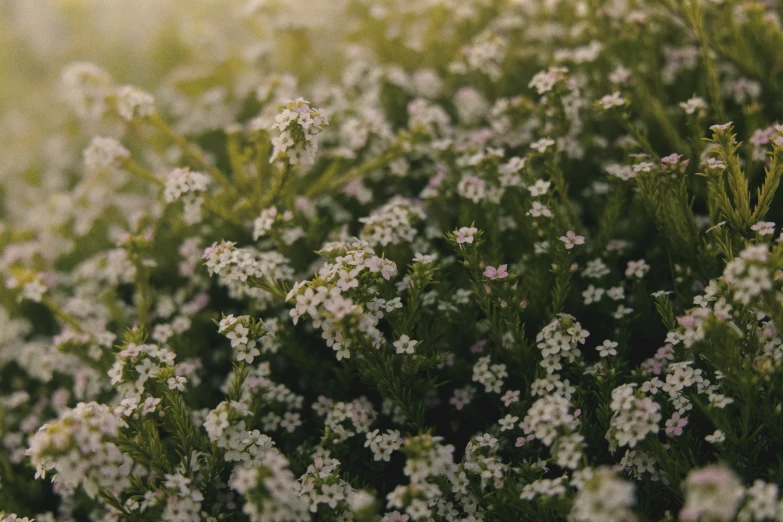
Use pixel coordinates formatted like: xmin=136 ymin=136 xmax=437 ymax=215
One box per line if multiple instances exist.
xmin=2 ymin=0 xmax=783 ymax=521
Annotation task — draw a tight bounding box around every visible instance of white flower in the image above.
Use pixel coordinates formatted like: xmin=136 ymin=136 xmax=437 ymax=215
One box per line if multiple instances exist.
xmin=528 ymin=179 xmax=552 ymax=197
xmin=710 ymin=122 xmax=733 ymax=132
xmin=167 ymin=376 xmax=187 ymax=391
xmin=115 ymin=85 xmax=155 ymax=121
xmin=582 ymin=285 xmax=604 ymax=305
xmin=83 ymin=136 xmax=130 ymax=173
xmin=609 ymin=65 xmax=632 ymax=84
xmin=679 ymin=96 xmax=708 ymax=115
xmin=625 ymin=259 xmax=650 ymax=279
xmin=472 ymin=356 xmax=508 ymax=393
xmin=528 ymin=67 xmax=568 ymax=94
xmin=738 ymin=480 xmax=779 ymax=522
xmin=599 ymin=91 xmax=626 ymax=109
xmin=501 ymin=390 xmax=520 ymax=406
xmin=681 ymin=465 xmax=744 ymax=522
xmin=164 ymin=168 xmax=210 ymax=203
xmin=413 ymin=252 xmax=437 ymax=264
xmin=22 ymin=279 xmax=47 ymax=303
xmin=702 ymin=157 xmax=727 ymax=171
xmin=613 ymin=304 xmax=634 ymax=319
xmin=569 ymin=468 xmax=636 ymax=522
xmin=633 ymin=161 xmax=656 ymax=174
xmin=598 ymin=340 xmax=618 ymax=357
xmin=531 ymin=138 xmax=555 ymax=153
xmin=269 ymin=98 xmax=328 ymax=165
xmin=705 ymin=430 xmax=726 ymax=444
xmin=584 ymin=258 xmax=610 ymax=278
xmin=605 ymin=163 xmax=636 ymax=181
xmin=527 ymin=201 xmax=553 ymax=217
xmin=253 ymin=207 xmax=279 ymax=240
xmin=498 ymin=414 xmax=519 ymax=431
xmin=393 ymin=335 xmax=417 ymax=354
xmin=280 ymin=412 xmax=302 ymax=433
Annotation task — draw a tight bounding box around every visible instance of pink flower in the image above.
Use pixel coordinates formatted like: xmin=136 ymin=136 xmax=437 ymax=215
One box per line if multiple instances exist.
xmin=454 ymin=226 xmax=478 ymax=244
xmin=427 ymin=171 xmax=446 ymax=188
xmin=484 ymin=264 xmax=509 ymax=280
xmin=470 ymin=340 xmax=487 ymax=353
xmin=665 ymin=413 xmax=688 ymax=436
xmin=750 ymin=126 xmax=775 ymax=147
xmin=450 ymin=389 xmax=471 ymax=410
xmin=676 ymin=315 xmax=694 ymax=328
xmin=559 ymin=231 xmax=585 ymax=249
xmin=657 ymin=344 xmax=675 ymax=360
xmin=751 ymin=221 xmax=775 ymax=236
xmin=501 ymin=390 xmax=520 ymax=406
xmin=641 ymin=358 xmax=664 ymax=375
xmin=292 ymin=98 xmax=312 ymax=113
xmin=202 ymin=242 xmax=219 ymax=259
xmin=386 ymin=511 xmax=410 ymax=522
xmin=437 ymin=352 xmax=455 ymax=369
xmin=472 ymin=128 xmax=493 ymax=144
xmin=660 ymin=153 xmax=689 ymax=173
xmin=678 ymin=507 xmax=701 ymax=521
xmin=687 ymin=465 xmax=737 ymax=487
xmin=464 ymin=175 xmax=486 ymax=189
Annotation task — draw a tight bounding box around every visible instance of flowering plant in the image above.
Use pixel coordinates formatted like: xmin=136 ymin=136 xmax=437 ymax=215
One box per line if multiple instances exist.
xmin=3 ymin=1 xmax=783 ymax=521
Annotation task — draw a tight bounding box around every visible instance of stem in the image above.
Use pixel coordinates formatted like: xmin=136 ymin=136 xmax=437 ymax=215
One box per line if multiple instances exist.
xmin=41 ymin=295 xmax=85 ymax=333
xmin=201 ymin=198 xmax=246 ymax=228
xmin=621 ymin=113 xmax=660 ymax=160
xmin=124 ymin=159 xmax=164 ymax=186
xmin=545 ymin=156 xmax=580 ymax=232
xmin=681 ymin=0 xmax=726 ymax=122
xmin=263 ymin=162 xmax=290 ymax=208
xmin=305 ymin=149 xmax=399 ymax=197
xmin=149 ymin=113 xmax=235 ymax=192
xmin=634 ymin=81 xmax=687 ymax=153
xmin=124 ymin=156 xmax=245 ymax=229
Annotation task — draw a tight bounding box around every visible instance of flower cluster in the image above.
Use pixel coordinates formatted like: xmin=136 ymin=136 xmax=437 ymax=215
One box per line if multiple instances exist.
xmin=204 ymin=240 xmax=295 ymax=304
xmin=286 ymin=239 xmax=397 ymax=360
xmin=535 ymin=315 xmax=588 ymax=374
xmin=270 ymin=98 xmax=328 ymax=166
xmin=5 ymin=1 xmax=783 ymax=521
xmin=359 ymin=197 xmax=426 ymax=248
xmin=606 ymin=384 xmax=662 ymax=450
xmin=569 ymin=468 xmax=637 ymax=522
xmin=25 ymin=402 xmax=134 ymax=499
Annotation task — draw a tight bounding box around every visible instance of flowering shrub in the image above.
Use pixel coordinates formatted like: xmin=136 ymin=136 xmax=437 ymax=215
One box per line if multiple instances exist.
xmin=3 ymin=0 xmax=783 ymax=521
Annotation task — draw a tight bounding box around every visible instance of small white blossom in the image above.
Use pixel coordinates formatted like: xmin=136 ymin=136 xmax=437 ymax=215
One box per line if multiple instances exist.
xmin=393 ymin=335 xmax=417 ymax=355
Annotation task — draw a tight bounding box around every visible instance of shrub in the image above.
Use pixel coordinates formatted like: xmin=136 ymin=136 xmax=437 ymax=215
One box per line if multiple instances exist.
xmin=2 ymin=1 xmax=783 ymax=521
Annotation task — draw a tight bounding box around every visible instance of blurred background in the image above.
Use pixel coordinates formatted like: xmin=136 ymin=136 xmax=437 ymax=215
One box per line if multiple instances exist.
xmin=0 ymin=0 xmax=348 ymax=218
